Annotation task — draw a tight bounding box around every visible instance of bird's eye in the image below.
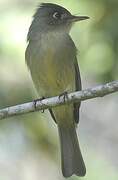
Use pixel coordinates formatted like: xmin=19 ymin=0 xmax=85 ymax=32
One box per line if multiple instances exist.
xmin=53 ymin=12 xmax=61 ymax=19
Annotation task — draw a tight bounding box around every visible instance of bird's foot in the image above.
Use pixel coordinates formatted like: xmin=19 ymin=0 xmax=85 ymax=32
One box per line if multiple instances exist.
xmin=59 ymin=91 xmax=68 ymax=102
xmin=33 ymin=97 xmax=45 ymax=113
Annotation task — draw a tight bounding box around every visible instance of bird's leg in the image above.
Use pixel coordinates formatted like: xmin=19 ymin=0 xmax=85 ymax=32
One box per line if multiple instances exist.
xmin=59 ymin=91 xmax=68 ymax=102
xmin=33 ymin=97 xmax=45 ymax=113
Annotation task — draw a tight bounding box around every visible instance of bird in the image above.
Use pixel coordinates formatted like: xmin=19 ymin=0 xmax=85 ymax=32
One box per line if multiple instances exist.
xmin=25 ymin=3 xmax=89 ymax=177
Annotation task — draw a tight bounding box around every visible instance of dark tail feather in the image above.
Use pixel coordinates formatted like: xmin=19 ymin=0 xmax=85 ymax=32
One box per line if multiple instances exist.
xmin=58 ymin=125 xmax=86 ymax=177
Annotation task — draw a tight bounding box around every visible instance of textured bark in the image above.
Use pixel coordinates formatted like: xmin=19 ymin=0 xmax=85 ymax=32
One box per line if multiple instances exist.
xmin=0 ymin=80 xmax=118 ymax=120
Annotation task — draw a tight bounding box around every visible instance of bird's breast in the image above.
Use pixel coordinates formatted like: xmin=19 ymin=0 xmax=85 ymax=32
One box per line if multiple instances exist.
xmin=26 ymin=34 xmax=76 ymax=97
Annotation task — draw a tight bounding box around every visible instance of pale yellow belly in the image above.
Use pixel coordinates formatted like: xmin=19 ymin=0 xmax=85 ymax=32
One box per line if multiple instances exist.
xmin=31 ymin=53 xmax=75 ymax=97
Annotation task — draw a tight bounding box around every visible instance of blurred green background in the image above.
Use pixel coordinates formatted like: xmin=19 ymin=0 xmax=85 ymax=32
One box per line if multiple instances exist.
xmin=0 ymin=0 xmax=118 ymax=179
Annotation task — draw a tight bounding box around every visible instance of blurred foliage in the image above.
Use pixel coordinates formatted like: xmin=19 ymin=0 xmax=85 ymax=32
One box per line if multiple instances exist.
xmin=0 ymin=0 xmax=118 ymax=179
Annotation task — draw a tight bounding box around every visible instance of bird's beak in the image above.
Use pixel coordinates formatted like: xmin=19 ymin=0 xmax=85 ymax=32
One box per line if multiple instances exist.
xmin=68 ymin=15 xmax=90 ymax=22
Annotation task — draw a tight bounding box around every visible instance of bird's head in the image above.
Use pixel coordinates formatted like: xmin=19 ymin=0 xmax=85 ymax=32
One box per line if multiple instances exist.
xmin=27 ymin=3 xmax=89 ymax=41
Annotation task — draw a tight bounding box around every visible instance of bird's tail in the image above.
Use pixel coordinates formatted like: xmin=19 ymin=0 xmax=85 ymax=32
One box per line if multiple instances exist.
xmin=58 ymin=124 xmax=86 ymax=177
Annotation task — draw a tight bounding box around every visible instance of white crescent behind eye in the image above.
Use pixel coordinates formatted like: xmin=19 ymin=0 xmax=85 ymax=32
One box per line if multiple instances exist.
xmin=53 ymin=12 xmax=61 ymax=19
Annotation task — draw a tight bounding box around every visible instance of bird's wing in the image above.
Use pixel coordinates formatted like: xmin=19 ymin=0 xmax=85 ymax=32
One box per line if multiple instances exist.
xmin=74 ymin=58 xmax=82 ymax=124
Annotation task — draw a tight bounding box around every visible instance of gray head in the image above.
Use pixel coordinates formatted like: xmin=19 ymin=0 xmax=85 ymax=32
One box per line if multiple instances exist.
xmin=27 ymin=3 xmax=89 ymax=41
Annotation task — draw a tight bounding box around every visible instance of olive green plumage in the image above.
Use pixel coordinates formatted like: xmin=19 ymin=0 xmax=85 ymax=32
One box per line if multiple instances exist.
xmin=25 ymin=3 xmax=88 ymax=177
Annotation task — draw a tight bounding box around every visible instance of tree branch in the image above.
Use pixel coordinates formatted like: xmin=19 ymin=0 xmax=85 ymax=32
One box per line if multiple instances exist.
xmin=0 ymin=80 xmax=118 ymax=120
